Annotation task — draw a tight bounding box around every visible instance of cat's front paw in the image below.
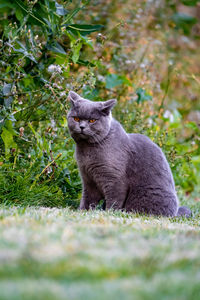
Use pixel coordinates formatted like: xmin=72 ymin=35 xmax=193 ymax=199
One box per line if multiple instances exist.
xmin=79 ymin=200 xmax=88 ymax=210
xmin=79 ymin=204 xmax=87 ymax=210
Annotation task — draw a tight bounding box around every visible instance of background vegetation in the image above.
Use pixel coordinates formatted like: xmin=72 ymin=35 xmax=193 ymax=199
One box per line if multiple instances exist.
xmin=0 ymin=0 xmax=200 ymax=207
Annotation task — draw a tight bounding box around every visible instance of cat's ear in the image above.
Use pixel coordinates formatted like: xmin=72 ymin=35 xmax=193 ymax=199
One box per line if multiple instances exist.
xmin=68 ymin=91 xmax=81 ymax=106
xmin=101 ymin=99 xmax=117 ymax=115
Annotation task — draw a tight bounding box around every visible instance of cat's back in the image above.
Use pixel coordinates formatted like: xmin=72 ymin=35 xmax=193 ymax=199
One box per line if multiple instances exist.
xmin=128 ymin=133 xmax=166 ymax=162
xmin=127 ymin=132 xmax=175 ymax=188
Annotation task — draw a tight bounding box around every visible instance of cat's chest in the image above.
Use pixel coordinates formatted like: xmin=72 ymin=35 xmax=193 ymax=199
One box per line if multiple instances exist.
xmin=75 ymin=143 xmax=126 ymax=180
xmin=76 ymin=146 xmax=105 ymax=168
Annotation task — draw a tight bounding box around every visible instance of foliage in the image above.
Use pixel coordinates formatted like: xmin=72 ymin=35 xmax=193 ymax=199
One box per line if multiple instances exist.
xmin=0 ymin=0 xmax=101 ymax=206
xmin=0 ymin=0 xmax=200 ymax=207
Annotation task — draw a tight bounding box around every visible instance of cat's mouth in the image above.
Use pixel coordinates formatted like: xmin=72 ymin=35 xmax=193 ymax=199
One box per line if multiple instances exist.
xmin=79 ymin=133 xmax=88 ymax=138
xmin=72 ymin=131 xmax=89 ymax=141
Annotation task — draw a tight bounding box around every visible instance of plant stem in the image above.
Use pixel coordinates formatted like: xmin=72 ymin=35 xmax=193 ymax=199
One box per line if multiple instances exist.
xmin=29 ymin=153 xmax=62 ymax=191
xmin=159 ymin=65 xmax=173 ymax=111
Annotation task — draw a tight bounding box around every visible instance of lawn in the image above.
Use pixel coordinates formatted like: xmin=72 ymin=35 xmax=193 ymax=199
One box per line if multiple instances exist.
xmin=0 ymin=201 xmax=200 ymax=300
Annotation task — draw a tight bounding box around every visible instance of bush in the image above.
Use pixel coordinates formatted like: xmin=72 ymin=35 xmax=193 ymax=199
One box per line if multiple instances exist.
xmin=0 ymin=0 xmax=101 ymax=206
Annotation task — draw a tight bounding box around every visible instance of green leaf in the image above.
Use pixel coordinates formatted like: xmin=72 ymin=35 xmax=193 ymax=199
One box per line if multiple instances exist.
xmin=2 ymin=83 xmax=12 ymax=96
xmin=7 ymin=114 xmax=16 ymax=122
xmin=105 ymin=74 xmax=131 ymax=89
xmin=191 ymin=155 xmax=200 ymax=164
xmin=61 ymin=7 xmax=81 ymax=25
xmin=172 ymin=13 xmax=197 ymax=34
xmin=14 ymin=0 xmax=47 ymax=27
xmin=135 ymin=88 xmax=152 ymax=104
xmin=71 ymin=41 xmax=82 ymax=63
xmin=22 ymin=75 xmax=34 ymax=88
xmin=172 ymin=13 xmax=197 ymax=24
xmin=66 ymin=24 xmax=103 ymax=36
xmin=185 ymin=122 xmax=199 ymax=131
xmin=15 ymin=7 xmax=24 ymax=21
xmin=181 ymin=0 xmax=200 ymax=6
xmin=82 ymin=86 xmax=99 ymax=100
xmin=47 ymin=41 xmax=66 ymax=55
xmin=0 ymin=1 xmax=15 ymax=9
xmin=1 ymin=127 xmax=17 ymax=157
xmin=55 ymin=2 xmax=68 ymax=16
xmin=106 ymin=74 xmax=123 ymax=89
xmin=14 ymin=42 xmax=37 ymax=63
xmin=4 ymin=97 xmax=13 ymax=108
xmin=76 ymin=59 xmax=95 ymax=67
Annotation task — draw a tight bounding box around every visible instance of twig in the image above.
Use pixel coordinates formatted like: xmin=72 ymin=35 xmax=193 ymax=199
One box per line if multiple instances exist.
xmin=190 ymin=74 xmax=200 ymax=85
xmin=12 ymin=95 xmax=51 ymax=115
xmin=49 ymin=150 xmax=58 ymax=180
xmin=50 ymin=150 xmax=58 ymax=168
xmin=159 ymin=65 xmax=173 ymax=112
xmin=29 ymin=153 xmax=62 ymax=191
xmin=133 ymin=43 xmax=150 ymax=80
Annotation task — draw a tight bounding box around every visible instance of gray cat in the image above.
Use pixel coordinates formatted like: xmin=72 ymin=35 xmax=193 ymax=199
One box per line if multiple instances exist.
xmin=67 ymin=91 xmax=191 ymax=217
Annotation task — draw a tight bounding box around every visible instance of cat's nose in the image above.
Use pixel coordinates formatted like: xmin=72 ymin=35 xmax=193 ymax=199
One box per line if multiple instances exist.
xmin=79 ymin=122 xmax=85 ymax=130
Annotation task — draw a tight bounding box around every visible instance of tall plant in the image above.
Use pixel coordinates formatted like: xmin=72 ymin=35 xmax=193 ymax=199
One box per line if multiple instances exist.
xmin=0 ymin=0 xmax=102 ymax=206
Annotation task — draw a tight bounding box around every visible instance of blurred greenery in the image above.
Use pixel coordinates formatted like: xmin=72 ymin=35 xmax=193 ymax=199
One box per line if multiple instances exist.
xmin=0 ymin=0 xmax=200 ymax=207
xmin=0 ymin=206 xmax=200 ymax=300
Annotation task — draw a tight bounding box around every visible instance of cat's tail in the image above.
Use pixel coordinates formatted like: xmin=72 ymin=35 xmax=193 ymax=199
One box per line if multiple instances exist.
xmin=177 ymin=206 xmax=191 ymax=217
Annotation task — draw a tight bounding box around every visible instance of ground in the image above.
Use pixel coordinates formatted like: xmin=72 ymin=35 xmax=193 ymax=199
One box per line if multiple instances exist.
xmin=0 ymin=203 xmax=200 ymax=300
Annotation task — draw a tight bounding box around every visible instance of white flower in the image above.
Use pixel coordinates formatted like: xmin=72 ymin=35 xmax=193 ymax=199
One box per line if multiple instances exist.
xmin=50 ymin=119 xmax=56 ymax=127
xmin=125 ymin=60 xmax=136 ymax=65
xmin=59 ymin=91 xmax=66 ymax=97
xmin=163 ymin=110 xmax=174 ymax=122
xmin=52 ymin=83 xmax=62 ymax=90
xmin=47 ymin=64 xmax=62 ymax=74
xmin=147 ymin=118 xmax=153 ymax=126
xmin=97 ymin=75 xmax=105 ymax=82
xmin=140 ymin=63 xmax=146 ymax=69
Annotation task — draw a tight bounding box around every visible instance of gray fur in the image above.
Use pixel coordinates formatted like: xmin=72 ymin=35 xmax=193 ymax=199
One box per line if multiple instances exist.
xmin=67 ymin=91 xmax=191 ymax=217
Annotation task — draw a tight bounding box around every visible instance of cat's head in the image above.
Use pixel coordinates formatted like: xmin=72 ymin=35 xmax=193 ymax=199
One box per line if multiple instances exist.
xmin=67 ymin=91 xmax=116 ymax=143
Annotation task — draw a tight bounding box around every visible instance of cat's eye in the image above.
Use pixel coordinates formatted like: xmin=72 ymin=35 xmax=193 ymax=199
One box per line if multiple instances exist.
xmin=73 ymin=117 xmax=80 ymax=122
xmin=89 ymin=119 xmax=96 ymax=123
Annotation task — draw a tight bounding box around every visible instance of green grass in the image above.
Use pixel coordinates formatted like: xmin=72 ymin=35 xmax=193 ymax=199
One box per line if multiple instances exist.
xmin=0 ymin=200 xmax=200 ymax=300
